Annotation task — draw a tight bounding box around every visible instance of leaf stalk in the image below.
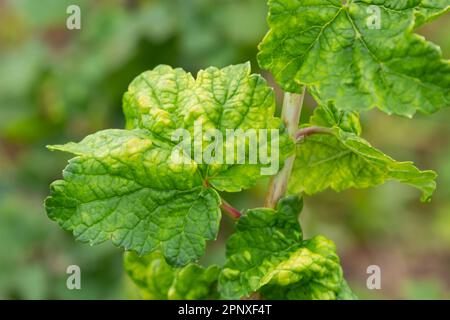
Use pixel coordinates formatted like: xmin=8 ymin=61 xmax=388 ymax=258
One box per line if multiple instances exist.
xmin=221 ymin=198 xmax=242 ymax=219
xmin=295 ymin=126 xmax=333 ymax=142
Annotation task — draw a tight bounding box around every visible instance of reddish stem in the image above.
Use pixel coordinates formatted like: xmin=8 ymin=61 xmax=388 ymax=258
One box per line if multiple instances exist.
xmin=221 ymin=199 xmax=242 ymax=219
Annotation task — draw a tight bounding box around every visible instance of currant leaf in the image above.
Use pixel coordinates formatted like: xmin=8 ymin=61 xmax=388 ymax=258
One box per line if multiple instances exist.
xmin=45 ymin=129 xmax=220 ymax=266
xmin=288 ymin=104 xmax=437 ymax=202
xmin=258 ymin=0 xmax=450 ymax=117
xmin=218 ymin=196 xmax=354 ymax=300
xmin=45 ymin=63 xmax=293 ymax=266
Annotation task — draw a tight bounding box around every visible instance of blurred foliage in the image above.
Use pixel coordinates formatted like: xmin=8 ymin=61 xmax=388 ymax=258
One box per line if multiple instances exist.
xmin=0 ymin=0 xmax=268 ymax=143
xmin=0 ymin=0 xmax=448 ymax=299
xmin=0 ymin=0 xmax=269 ymax=299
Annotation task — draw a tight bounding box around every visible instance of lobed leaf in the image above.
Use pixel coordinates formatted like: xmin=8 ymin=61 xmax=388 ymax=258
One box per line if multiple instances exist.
xmin=123 ymin=62 xmax=293 ymax=192
xmin=218 ymin=196 xmax=355 ymax=300
xmin=46 ymin=63 xmax=293 ymax=266
xmin=46 ymin=129 xmax=220 ymax=266
xmin=288 ymin=104 xmax=437 ymax=202
xmin=258 ymin=0 xmax=450 ymax=117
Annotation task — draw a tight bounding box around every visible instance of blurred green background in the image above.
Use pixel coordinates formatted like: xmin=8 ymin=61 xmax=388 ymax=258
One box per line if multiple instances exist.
xmin=0 ymin=0 xmax=448 ymax=300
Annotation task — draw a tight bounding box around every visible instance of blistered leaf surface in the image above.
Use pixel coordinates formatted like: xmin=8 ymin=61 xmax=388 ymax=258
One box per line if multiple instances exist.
xmin=258 ymin=0 xmax=450 ymax=117
xmin=288 ymin=104 xmax=437 ymax=202
xmin=218 ymin=196 xmax=354 ymax=299
xmin=46 ymin=129 xmax=220 ymax=266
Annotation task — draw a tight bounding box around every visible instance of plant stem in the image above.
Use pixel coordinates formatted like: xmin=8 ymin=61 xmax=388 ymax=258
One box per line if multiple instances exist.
xmin=295 ymin=126 xmax=333 ymax=142
xmin=221 ymin=198 xmax=242 ymax=219
xmin=265 ymin=88 xmax=306 ymax=208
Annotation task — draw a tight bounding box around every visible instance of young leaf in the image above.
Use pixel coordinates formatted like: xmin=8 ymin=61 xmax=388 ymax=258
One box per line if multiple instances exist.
xmin=258 ymin=0 xmax=450 ymax=117
xmin=45 ymin=63 xmax=292 ymax=266
xmin=288 ymin=104 xmax=437 ymax=202
xmin=124 ymin=251 xmax=220 ymax=300
xmin=218 ymin=196 xmax=354 ymax=300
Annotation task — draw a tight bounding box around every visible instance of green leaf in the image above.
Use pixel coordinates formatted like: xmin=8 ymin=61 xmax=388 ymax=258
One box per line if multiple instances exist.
xmin=124 ymin=251 xmax=220 ymax=300
xmin=45 ymin=129 xmax=221 ymax=266
xmin=288 ymin=104 xmax=437 ymax=202
xmin=46 ymin=63 xmax=293 ymax=266
xmin=123 ymin=62 xmax=293 ymax=192
xmin=218 ymin=196 xmax=354 ymax=300
xmin=258 ymin=0 xmax=450 ymax=117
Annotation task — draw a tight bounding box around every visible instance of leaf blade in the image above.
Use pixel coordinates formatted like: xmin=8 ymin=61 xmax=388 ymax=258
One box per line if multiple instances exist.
xmin=124 ymin=251 xmax=220 ymax=300
xmin=218 ymin=196 xmax=354 ymax=300
xmin=288 ymin=104 xmax=437 ymax=202
xmin=45 ymin=129 xmax=221 ymax=266
xmin=123 ymin=63 xmax=293 ymax=192
xmin=258 ymin=0 xmax=450 ymax=116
